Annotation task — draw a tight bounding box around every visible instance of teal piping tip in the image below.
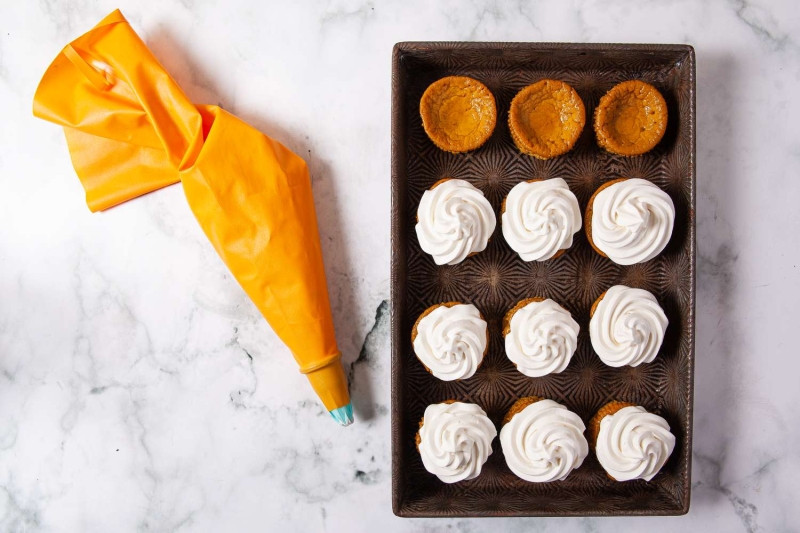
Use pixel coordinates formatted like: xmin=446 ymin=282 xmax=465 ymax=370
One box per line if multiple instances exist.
xmin=330 ymin=403 xmax=354 ymax=427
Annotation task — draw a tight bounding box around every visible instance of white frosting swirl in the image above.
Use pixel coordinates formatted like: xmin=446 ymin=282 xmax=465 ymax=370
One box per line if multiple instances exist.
xmin=590 ymin=285 xmax=668 ymax=367
xmin=502 ymin=178 xmax=582 ymax=261
xmin=500 ymin=399 xmax=588 ymax=482
xmin=591 ymin=178 xmax=674 ymax=265
xmin=415 ymin=179 xmax=496 ymax=265
xmin=413 ymin=304 xmax=487 ymax=381
xmin=419 ymin=402 xmax=497 ymax=483
xmin=505 ymin=299 xmax=579 ymax=377
xmin=595 ymin=406 xmax=676 ymax=481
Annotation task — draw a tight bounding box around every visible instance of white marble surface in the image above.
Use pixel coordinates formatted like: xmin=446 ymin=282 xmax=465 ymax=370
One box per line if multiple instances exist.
xmin=1 ymin=0 xmax=799 ymax=531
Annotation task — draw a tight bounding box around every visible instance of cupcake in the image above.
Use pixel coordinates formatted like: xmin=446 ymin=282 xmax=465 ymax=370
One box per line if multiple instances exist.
xmin=589 ymin=285 xmax=668 ymax=367
xmin=420 ymin=76 xmax=497 ymax=153
xmin=416 ymin=401 xmax=497 ymax=483
xmin=588 ymin=401 xmax=676 ymax=481
xmin=501 ymin=178 xmax=582 ymax=261
xmin=594 ymin=80 xmax=668 ymax=157
xmin=508 ymin=79 xmax=585 ymax=159
xmin=412 ymin=302 xmax=488 ymax=381
xmin=500 ymin=397 xmax=588 ymax=482
xmin=585 ymin=178 xmax=674 ymax=265
xmin=503 ymin=298 xmax=579 ymax=377
xmin=415 ymin=178 xmax=496 ymax=265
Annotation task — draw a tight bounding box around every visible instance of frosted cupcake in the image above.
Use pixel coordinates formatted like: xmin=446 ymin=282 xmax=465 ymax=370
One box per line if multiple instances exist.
xmin=412 ymin=302 xmax=488 ymax=381
xmin=589 ymin=285 xmax=668 ymax=367
xmin=501 ymin=178 xmax=582 ymax=261
xmin=585 ymin=178 xmax=674 ymax=265
xmin=500 ymin=397 xmax=588 ymax=482
xmin=588 ymin=401 xmax=676 ymax=481
xmin=416 ymin=401 xmax=497 ymax=483
xmin=503 ymin=298 xmax=579 ymax=377
xmin=415 ymin=178 xmax=496 ymax=265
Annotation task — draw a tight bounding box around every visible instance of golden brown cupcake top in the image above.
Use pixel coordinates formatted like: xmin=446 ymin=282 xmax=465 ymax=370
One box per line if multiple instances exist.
xmin=420 ymin=76 xmax=497 ymax=153
xmin=594 ymin=80 xmax=667 ymax=156
xmin=508 ymin=79 xmax=585 ymax=159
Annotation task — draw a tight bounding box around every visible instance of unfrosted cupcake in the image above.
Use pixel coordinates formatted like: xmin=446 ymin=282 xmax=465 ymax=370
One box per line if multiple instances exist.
xmin=501 ymin=178 xmax=582 ymax=261
xmin=588 ymin=401 xmax=676 ymax=482
xmin=415 ymin=178 xmax=496 ymax=265
xmin=420 ymin=76 xmax=497 ymax=153
xmin=594 ymin=80 xmax=668 ymax=157
xmin=509 ymin=79 xmax=585 ymax=159
xmin=412 ymin=302 xmax=488 ymax=381
xmin=589 ymin=285 xmax=668 ymax=367
xmin=500 ymin=397 xmax=588 ymax=482
xmin=416 ymin=401 xmax=497 ymax=483
xmin=585 ymin=178 xmax=675 ymax=265
xmin=503 ymin=298 xmax=579 ymax=377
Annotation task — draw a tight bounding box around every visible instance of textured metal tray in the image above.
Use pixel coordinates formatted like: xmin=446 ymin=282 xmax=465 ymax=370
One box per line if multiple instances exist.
xmin=391 ymin=42 xmax=695 ymax=517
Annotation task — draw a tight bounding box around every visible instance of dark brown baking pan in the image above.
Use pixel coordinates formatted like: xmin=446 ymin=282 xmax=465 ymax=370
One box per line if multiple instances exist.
xmin=391 ymin=42 xmax=695 ymax=517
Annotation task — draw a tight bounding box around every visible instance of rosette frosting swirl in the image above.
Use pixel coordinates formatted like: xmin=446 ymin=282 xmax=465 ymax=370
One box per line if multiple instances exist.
xmin=502 ymin=178 xmax=581 ymax=261
xmin=591 ymin=178 xmax=674 ymax=265
xmin=505 ymin=299 xmax=579 ymax=377
xmin=595 ymin=405 xmax=676 ymax=481
xmin=413 ymin=304 xmax=488 ymax=381
xmin=500 ymin=399 xmax=588 ymax=482
xmin=418 ymin=402 xmax=497 ymax=483
xmin=415 ymin=179 xmax=496 ymax=265
xmin=590 ymin=285 xmax=667 ymax=367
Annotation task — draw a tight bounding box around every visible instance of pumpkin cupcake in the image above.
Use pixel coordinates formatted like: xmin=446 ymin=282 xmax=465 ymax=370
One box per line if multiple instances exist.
xmin=412 ymin=302 xmax=488 ymax=381
xmin=508 ymin=79 xmax=585 ymax=159
xmin=588 ymin=401 xmax=676 ymax=481
xmin=503 ymin=297 xmax=579 ymax=377
xmin=589 ymin=285 xmax=668 ymax=368
xmin=594 ymin=80 xmax=668 ymax=156
xmin=415 ymin=178 xmax=496 ymax=265
xmin=416 ymin=401 xmax=497 ymax=483
xmin=500 ymin=396 xmax=588 ymax=482
xmin=501 ymin=177 xmax=582 ymax=261
xmin=585 ymin=178 xmax=674 ymax=265
xmin=420 ymin=76 xmax=497 ymax=153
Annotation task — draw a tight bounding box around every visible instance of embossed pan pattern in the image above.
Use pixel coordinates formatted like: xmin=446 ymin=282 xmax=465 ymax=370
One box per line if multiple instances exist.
xmin=391 ymin=43 xmax=695 ymax=517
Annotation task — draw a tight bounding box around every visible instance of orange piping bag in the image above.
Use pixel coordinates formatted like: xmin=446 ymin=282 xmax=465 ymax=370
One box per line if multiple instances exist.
xmin=33 ymin=10 xmax=352 ymax=426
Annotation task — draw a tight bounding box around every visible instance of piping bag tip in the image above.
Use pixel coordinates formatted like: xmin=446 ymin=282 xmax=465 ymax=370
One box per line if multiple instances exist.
xmin=330 ymin=403 xmax=354 ymax=427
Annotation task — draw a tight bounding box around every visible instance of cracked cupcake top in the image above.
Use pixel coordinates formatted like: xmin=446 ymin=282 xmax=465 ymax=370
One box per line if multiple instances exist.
xmin=420 ymin=76 xmax=497 ymax=153
xmin=594 ymin=80 xmax=668 ymax=156
xmin=508 ymin=79 xmax=585 ymax=159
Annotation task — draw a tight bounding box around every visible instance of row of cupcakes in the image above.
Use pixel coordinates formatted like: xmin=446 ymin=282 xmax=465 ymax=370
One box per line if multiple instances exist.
xmin=417 ymin=398 xmax=675 ymax=484
xmin=413 ymin=286 xmax=667 ymax=381
xmin=416 ymin=177 xmax=675 ymax=267
xmin=420 ymin=76 xmax=668 ymax=158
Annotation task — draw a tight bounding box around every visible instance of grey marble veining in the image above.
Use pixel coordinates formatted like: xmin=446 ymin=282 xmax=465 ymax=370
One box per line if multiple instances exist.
xmin=1 ymin=0 xmax=799 ymax=531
